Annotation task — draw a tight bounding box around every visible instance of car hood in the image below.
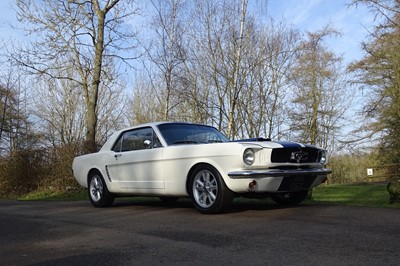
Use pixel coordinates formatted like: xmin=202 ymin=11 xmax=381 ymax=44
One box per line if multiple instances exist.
xmin=233 ymin=138 xmax=320 ymax=150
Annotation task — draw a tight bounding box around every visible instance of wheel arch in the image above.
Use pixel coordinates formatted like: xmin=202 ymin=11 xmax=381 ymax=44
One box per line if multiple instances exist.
xmin=87 ymin=167 xmax=115 ymax=207
xmin=87 ymin=167 xmax=103 ymax=187
xmin=185 ymin=162 xmax=231 ymax=195
xmin=186 ymin=162 xmax=234 ymax=214
xmin=186 ymin=162 xmax=215 ymax=194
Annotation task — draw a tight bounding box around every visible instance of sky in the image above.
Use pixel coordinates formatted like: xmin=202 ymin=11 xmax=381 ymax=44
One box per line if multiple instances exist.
xmin=0 ymin=0 xmax=18 ymax=38
xmin=0 ymin=0 xmax=375 ymax=64
xmin=266 ymin=0 xmax=374 ymax=64
xmin=0 ymin=0 xmax=377 ymax=145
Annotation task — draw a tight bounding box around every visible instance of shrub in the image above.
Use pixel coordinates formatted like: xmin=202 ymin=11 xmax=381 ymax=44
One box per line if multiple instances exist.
xmin=387 ymin=180 xmax=400 ymax=203
xmin=328 ymin=153 xmax=378 ymax=184
xmin=39 ymin=143 xmax=84 ymax=194
xmin=0 ymin=149 xmax=48 ymax=198
xmin=0 ymin=142 xmax=85 ymax=198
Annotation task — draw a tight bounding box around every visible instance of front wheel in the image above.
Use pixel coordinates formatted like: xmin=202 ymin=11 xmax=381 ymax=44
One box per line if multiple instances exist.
xmin=189 ymin=165 xmax=233 ymax=214
xmin=88 ymin=171 xmax=115 ymax=207
xmin=271 ymin=190 xmax=309 ymax=205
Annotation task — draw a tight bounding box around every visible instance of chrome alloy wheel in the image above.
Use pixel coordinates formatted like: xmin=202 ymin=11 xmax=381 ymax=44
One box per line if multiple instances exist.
xmin=192 ymin=169 xmax=219 ymax=208
xmin=89 ymin=175 xmax=103 ymax=202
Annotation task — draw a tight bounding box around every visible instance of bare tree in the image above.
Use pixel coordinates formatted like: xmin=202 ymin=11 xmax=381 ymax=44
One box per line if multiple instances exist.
xmin=12 ymin=0 xmax=140 ymax=152
xmin=33 ymin=58 xmax=128 ymax=147
xmin=349 ymin=0 xmax=400 ymax=163
xmin=289 ymin=26 xmax=348 ymax=149
xmin=34 ymin=75 xmax=85 ymax=146
xmin=0 ymin=66 xmax=32 ymax=155
xmin=226 ymin=0 xmax=248 ymax=138
xmin=128 ymin=0 xmax=348 ymax=148
xmin=141 ymin=0 xmax=189 ymax=121
xmin=237 ymin=20 xmax=300 ymax=139
xmin=187 ymin=0 xmax=251 ymax=137
xmin=0 ymin=82 xmax=17 ymax=154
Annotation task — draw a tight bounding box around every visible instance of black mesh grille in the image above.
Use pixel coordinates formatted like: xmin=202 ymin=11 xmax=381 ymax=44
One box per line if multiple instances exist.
xmin=278 ymin=176 xmax=317 ymax=191
xmin=271 ymin=147 xmax=319 ymax=163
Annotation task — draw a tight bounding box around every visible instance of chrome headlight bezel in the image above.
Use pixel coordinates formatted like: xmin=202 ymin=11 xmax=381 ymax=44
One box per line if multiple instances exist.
xmin=243 ymin=148 xmax=255 ymax=165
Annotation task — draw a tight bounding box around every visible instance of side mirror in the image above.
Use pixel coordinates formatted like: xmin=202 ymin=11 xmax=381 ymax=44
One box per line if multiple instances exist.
xmin=143 ymin=139 xmax=152 ymax=149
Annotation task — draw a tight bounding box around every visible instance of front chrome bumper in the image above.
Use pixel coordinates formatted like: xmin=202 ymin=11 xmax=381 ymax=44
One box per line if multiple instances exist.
xmin=228 ymin=168 xmax=332 ymax=179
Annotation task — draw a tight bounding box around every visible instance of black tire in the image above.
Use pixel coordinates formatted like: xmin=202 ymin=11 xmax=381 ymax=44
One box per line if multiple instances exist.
xmin=271 ymin=190 xmax=309 ymax=205
xmin=189 ymin=165 xmax=233 ymax=214
xmin=88 ymin=171 xmax=115 ymax=208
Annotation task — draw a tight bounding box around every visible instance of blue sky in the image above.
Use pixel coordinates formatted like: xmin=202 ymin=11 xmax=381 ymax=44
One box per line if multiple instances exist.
xmin=0 ymin=0 xmax=375 ymax=143
xmin=0 ymin=0 xmax=375 ymax=65
xmin=266 ymin=0 xmax=374 ymax=64
xmin=0 ymin=1 xmax=17 ymax=39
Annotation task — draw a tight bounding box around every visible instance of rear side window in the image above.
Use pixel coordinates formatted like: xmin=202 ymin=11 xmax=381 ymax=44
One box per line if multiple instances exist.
xmin=112 ymin=127 xmax=162 ymax=152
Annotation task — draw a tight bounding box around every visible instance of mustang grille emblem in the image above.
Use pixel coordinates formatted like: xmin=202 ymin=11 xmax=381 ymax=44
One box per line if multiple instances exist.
xmin=290 ymin=151 xmax=308 ymax=163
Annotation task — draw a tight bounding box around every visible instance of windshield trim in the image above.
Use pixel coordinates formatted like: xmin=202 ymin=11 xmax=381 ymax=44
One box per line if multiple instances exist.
xmin=157 ymin=123 xmax=229 ymax=146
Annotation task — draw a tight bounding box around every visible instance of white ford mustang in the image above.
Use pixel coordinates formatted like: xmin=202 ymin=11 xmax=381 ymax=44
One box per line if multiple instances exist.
xmin=72 ymin=122 xmax=331 ymax=213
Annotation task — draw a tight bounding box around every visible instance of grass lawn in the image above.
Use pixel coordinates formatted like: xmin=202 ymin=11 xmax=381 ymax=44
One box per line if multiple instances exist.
xmin=309 ymin=182 xmax=400 ymax=209
xmin=17 ymin=182 xmax=400 ymax=209
xmin=18 ymin=189 xmax=88 ymax=201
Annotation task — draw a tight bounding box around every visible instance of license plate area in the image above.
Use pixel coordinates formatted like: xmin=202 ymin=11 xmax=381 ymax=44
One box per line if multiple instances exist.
xmin=278 ymin=176 xmax=316 ymax=191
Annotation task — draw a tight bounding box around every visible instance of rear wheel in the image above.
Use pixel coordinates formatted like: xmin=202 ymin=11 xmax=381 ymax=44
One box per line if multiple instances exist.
xmin=271 ymin=190 xmax=309 ymax=205
xmin=88 ymin=171 xmax=114 ymax=207
xmin=189 ymin=165 xmax=233 ymax=214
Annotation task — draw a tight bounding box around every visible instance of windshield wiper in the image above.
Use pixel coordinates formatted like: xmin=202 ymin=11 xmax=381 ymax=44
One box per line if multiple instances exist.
xmin=207 ymin=140 xmax=223 ymax=143
xmin=173 ymin=140 xmax=200 ymax=145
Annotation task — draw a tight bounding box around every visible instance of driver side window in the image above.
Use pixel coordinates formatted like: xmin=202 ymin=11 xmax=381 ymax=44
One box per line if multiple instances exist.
xmin=112 ymin=127 xmax=162 ymax=152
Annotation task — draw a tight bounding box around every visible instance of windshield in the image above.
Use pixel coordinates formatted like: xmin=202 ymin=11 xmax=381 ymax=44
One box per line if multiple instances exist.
xmin=157 ymin=123 xmax=230 ymax=146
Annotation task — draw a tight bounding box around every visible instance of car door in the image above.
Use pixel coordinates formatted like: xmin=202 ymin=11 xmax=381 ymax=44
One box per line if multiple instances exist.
xmin=106 ymin=127 xmax=164 ymax=190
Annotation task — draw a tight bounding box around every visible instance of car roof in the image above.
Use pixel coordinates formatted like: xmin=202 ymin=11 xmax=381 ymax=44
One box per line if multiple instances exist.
xmin=100 ymin=122 xmax=215 ymax=152
xmin=117 ymin=121 xmax=208 ymax=132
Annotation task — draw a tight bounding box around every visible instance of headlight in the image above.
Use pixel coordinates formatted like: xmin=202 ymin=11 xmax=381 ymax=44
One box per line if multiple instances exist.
xmin=319 ymin=150 xmax=328 ymax=164
xmin=243 ymin=148 xmax=255 ymax=165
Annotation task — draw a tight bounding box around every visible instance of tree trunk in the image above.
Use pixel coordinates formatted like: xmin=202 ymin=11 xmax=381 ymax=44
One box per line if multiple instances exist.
xmin=85 ymin=2 xmax=106 ymax=153
xmin=227 ymin=0 xmax=248 ymax=139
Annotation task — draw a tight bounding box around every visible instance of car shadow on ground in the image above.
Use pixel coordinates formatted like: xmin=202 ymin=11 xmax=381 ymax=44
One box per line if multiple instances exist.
xmin=110 ymin=197 xmax=308 ymax=213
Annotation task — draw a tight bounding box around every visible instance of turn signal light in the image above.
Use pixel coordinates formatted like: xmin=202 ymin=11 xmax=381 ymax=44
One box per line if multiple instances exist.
xmin=249 ymin=180 xmax=257 ymax=189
